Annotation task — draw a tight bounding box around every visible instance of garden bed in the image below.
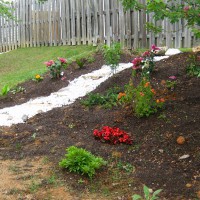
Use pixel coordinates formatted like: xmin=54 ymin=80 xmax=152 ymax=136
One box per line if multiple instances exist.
xmin=0 ymin=51 xmax=200 ymax=200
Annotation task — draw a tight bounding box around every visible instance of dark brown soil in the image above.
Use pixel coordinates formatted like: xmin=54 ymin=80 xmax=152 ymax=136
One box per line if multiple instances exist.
xmin=0 ymin=51 xmax=200 ymax=200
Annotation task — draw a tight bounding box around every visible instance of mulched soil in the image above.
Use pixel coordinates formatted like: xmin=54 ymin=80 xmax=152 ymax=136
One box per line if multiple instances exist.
xmin=0 ymin=51 xmax=200 ymax=200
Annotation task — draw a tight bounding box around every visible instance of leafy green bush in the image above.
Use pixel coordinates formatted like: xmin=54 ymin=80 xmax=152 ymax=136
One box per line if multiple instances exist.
xmin=81 ymin=87 xmax=121 ymax=108
xmin=59 ymin=146 xmax=106 ymax=178
xmin=103 ymin=42 xmax=121 ymax=73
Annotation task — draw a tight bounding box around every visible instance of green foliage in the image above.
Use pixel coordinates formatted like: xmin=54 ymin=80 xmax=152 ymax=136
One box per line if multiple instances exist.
xmin=76 ymin=58 xmax=86 ymax=68
xmin=87 ymin=56 xmax=96 ymax=63
xmin=186 ymin=55 xmax=200 ymax=77
xmin=120 ymin=0 xmax=200 ymax=38
xmin=103 ymin=42 xmax=121 ymax=73
xmin=166 ymin=80 xmax=177 ymax=90
xmin=81 ymin=87 xmax=121 ymax=108
xmin=132 ymin=185 xmax=162 ymax=200
xmin=121 ymin=79 xmax=164 ymax=118
xmin=59 ymin=146 xmax=106 ymax=178
xmin=10 ymin=86 xmax=25 ymax=95
xmin=0 ymin=0 xmax=15 ymax=19
xmin=1 ymin=84 xmax=10 ymax=96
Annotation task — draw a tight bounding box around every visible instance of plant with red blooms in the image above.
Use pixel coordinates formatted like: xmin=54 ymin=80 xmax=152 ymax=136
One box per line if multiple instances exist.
xmin=93 ymin=126 xmax=132 ymax=145
xmin=132 ymin=45 xmax=160 ymax=78
xmin=44 ymin=57 xmax=67 ymax=79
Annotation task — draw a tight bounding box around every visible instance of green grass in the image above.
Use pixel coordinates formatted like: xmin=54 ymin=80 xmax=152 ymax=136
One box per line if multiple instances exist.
xmin=0 ymin=45 xmax=96 ymax=89
xmin=179 ymin=48 xmax=192 ymax=52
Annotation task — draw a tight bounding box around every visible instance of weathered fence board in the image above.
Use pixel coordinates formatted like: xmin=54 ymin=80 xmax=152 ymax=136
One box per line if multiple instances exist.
xmin=0 ymin=0 xmax=198 ymax=53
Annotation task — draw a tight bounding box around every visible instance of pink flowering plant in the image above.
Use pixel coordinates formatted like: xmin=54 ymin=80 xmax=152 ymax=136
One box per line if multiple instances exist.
xmin=44 ymin=57 xmax=67 ymax=79
xmin=132 ymin=44 xmax=160 ymax=77
xmin=93 ymin=126 xmax=132 ymax=145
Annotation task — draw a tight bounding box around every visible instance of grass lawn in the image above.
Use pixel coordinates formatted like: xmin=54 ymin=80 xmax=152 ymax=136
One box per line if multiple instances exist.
xmin=0 ymin=45 xmax=96 ymax=90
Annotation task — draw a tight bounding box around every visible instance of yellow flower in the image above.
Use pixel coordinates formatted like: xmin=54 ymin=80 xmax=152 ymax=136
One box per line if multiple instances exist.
xmin=35 ymin=74 xmax=41 ymax=79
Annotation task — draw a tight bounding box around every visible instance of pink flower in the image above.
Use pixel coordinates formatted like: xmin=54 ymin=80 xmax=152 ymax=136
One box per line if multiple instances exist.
xmin=59 ymin=57 xmax=67 ymax=64
xmin=151 ymin=44 xmax=160 ymax=51
xmin=132 ymin=57 xmax=143 ymax=69
xmin=44 ymin=60 xmax=54 ymax=67
xmin=142 ymin=51 xmax=150 ymax=57
xmin=169 ymin=76 xmax=177 ymax=80
xmin=61 ymin=76 xmax=67 ymax=81
xmin=183 ymin=6 xmax=190 ymax=12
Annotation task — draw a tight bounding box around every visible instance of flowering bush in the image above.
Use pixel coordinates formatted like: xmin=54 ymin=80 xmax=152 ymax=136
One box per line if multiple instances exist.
xmin=120 ymin=79 xmax=165 ymax=117
xmin=132 ymin=45 xmax=160 ymax=77
xmin=93 ymin=126 xmax=132 ymax=145
xmin=44 ymin=57 xmax=67 ymax=79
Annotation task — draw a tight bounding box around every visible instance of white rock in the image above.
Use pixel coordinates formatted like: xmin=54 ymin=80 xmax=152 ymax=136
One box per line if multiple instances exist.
xmin=165 ymin=48 xmax=182 ymax=56
xmin=179 ymin=155 xmax=190 ymax=160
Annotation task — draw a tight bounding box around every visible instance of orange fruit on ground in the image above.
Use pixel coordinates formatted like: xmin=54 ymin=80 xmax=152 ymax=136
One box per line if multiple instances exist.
xmin=176 ymin=136 xmax=186 ymax=145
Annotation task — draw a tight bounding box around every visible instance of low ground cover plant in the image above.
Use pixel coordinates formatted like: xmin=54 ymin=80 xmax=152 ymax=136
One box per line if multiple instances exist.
xmin=81 ymin=86 xmax=121 ymax=108
xmin=33 ymin=74 xmax=43 ymax=82
xmin=93 ymin=126 xmax=132 ymax=145
xmin=59 ymin=146 xmax=106 ymax=178
xmin=44 ymin=57 xmax=67 ymax=79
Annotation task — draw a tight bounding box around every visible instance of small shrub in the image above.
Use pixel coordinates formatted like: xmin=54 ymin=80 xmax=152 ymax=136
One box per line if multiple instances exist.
xmin=59 ymin=146 xmax=106 ymax=178
xmin=120 ymin=79 xmax=165 ymax=118
xmin=93 ymin=126 xmax=132 ymax=145
xmin=87 ymin=56 xmax=95 ymax=63
xmin=132 ymin=44 xmax=159 ymax=78
xmin=103 ymin=42 xmax=121 ymax=73
xmin=1 ymin=85 xmax=10 ymax=96
xmin=44 ymin=57 xmax=67 ymax=79
xmin=132 ymin=185 xmax=162 ymax=200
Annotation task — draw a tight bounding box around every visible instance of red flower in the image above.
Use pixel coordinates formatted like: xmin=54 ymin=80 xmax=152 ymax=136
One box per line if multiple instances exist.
xmin=132 ymin=57 xmax=143 ymax=70
xmin=93 ymin=126 xmax=132 ymax=145
xmin=151 ymin=44 xmax=160 ymax=51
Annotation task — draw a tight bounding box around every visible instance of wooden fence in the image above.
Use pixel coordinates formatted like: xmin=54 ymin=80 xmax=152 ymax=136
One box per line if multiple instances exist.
xmin=0 ymin=0 xmax=199 ymax=53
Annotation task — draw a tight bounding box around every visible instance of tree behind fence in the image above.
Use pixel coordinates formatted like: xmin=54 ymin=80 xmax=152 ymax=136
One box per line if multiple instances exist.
xmin=0 ymin=0 xmax=199 ymax=53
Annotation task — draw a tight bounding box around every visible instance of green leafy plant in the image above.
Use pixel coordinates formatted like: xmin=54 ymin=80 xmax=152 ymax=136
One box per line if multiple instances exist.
xmin=132 ymin=185 xmax=162 ymax=200
xmin=81 ymin=87 xmax=121 ymax=108
xmin=87 ymin=56 xmax=95 ymax=63
xmin=10 ymin=86 xmax=26 ymax=94
xmin=59 ymin=146 xmax=106 ymax=178
xmin=1 ymin=85 xmax=10 ymax=96
xmin=120 ymin=79 xmax=165 ymax=118
xmin=44 ymin=57 xmax=67 ymax=79
xmin=186 ymin=54 xmax=200 ymax=77
xmin=76 ymin=58 xmax=86 ymax=69
xmin=103 ymin=42 xmax=121 ymax=73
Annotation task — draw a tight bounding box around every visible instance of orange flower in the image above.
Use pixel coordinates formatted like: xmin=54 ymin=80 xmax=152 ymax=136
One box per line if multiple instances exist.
xmin=140 ymin=92 xmax=145 ymax=96
xmin=144 ymin=82 xmax=150 ymax=87
xmin=156 ymin=99 xmax=160 ymax=103
xmin=118 ymin=92 xmax=126 ymax=100
xmin=151 ymin=89 xmax=156 ymax=94
xmin=35 ymin=74 xmax=41 ymax=79
xmin=160 ymin=98 xmax=165 ymax=102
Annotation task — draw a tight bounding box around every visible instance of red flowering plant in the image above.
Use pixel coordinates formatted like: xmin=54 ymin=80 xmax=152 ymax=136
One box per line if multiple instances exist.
xmin=44 ymin=57 xmax=67 ymax=79
xmin=132 ymin=44 xmax=160 ymax=78
xmin=93 ymin=126 xmax=132 ymax=145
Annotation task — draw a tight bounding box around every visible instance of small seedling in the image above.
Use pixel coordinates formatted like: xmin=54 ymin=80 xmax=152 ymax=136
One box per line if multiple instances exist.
xmin=132 ymin=185 xmax=162 ymax=200
xmin=1 ymin=85 xmax=10 ymax=96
